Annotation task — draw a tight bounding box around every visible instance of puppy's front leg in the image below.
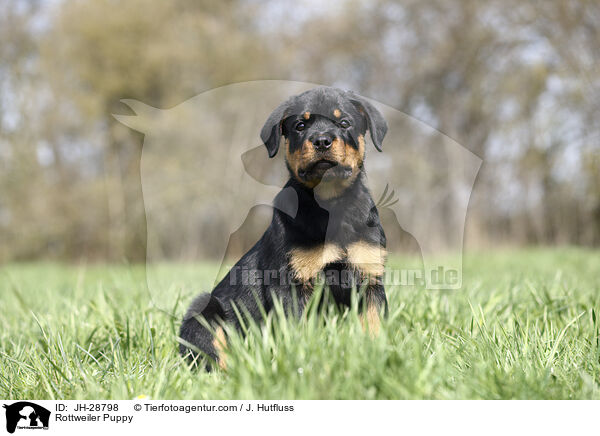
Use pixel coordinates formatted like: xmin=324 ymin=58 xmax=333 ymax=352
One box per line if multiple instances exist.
xmin=179 ymin=293 xmax=228 ymax=370
xmin=287 ymin=243 xmax=345 ymax=313
xmin=358 ymin=283 xmax=387 ymax=335
xmin=347 ymin=241 xmax=387 ymax=336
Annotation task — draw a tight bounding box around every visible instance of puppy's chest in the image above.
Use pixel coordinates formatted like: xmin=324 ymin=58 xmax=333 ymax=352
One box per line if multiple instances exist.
xmin=288 ymin=241 xmax=386 ymax=283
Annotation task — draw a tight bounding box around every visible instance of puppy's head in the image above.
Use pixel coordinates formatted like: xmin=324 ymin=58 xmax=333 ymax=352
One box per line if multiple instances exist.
xmin=261 ymin=87 xmax=387 ymax=197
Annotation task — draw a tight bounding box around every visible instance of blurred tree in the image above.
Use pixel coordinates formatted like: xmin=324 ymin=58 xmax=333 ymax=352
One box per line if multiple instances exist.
xmin=36 ymin=0 xmax=277 ymax=260
xmin=0 ymin=0 xmax=598 ymax=261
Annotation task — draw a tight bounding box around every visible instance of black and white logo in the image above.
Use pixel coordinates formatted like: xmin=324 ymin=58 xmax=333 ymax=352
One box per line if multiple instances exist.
xmin=3 ymin=402 xmax=50 ymax=434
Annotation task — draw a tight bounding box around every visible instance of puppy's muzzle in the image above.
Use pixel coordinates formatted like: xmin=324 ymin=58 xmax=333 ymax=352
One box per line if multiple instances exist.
xmin=299 ymin=159 xmax=352 ymax=182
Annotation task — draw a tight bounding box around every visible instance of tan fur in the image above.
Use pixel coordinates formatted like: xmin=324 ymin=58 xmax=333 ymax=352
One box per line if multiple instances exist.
xmin=289 ymin=243 xmax=344 ymax=282
xmin=303 ymin=111 xmax=311 ymax=120
xmin=333 ymin=108 xmax=342 ymax=118
xmin=343 ymin=134 xmax=365 ymax=170
xmin=212 ymin=327 xmax=227 ymax=370
xmin=286 ymin=139 xmax=319 ymax=188
xmin=347 ymin=241 xmax=386 ymax=279
xmin=313 ymin=181 xmax=350 ymax=200
xmin=359 ymin=304 xmax=381 ymax=336
xmin=313 ymin=135 xmax=365 ymax=200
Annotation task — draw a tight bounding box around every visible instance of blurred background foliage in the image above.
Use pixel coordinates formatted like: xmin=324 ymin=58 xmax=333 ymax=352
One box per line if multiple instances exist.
xmin=0 ymin=0 xmax=598 ymax=262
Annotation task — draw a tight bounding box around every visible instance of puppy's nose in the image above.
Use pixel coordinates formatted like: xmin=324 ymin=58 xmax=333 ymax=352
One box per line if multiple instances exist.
xmin=313 ymin=133 xmax=334 ymax=151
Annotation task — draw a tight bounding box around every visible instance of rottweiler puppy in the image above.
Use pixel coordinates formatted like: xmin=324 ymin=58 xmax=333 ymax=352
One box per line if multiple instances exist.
xmin=179 ymin=86 xmax=388 ymax=369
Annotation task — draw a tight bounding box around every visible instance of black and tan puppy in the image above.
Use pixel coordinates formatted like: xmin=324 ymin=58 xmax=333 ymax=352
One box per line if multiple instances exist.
xmin=179 ymin=86 xmax=388 ymax=369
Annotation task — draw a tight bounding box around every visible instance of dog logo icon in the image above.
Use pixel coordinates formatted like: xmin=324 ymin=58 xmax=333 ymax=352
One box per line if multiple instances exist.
xmin=3 ymin=402 xmax=50 ymax=434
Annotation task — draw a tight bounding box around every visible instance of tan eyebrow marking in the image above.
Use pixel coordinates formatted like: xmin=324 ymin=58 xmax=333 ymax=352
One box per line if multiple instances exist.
xmin=303 ymin=111 xmax=311 ymax=120
xmin=333 ymin=109 xmax=342 ymax=118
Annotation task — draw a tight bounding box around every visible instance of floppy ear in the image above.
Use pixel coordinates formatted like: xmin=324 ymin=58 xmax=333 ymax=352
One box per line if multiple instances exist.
xmin=347 ymin=93 xmax=388 ymax=151
xmin=260 ymin=100 xmax=291 ymax=158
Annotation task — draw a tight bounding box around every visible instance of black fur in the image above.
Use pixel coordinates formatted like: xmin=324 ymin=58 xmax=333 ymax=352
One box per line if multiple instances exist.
xmin=179 ymin=86 xmax=388 ymax=369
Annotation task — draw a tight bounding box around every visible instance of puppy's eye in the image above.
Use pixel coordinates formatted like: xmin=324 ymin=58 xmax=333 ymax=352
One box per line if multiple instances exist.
xmin=295 ymin=121 xmax=306 ymax=131
xmin=340 ymin=119 xmax=351 ymax=128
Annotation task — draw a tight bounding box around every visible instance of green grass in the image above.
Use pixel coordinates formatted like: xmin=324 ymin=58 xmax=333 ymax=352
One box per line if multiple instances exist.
xmin=1 ymin=248 xmax=599 ymax=399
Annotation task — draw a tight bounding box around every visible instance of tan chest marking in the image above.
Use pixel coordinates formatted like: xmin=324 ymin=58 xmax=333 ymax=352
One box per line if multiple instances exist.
xmin=289 ymin=241 xmax=386 ymax=283
xmin=289 ymin=243 xmax=344 ymax=283
xmin=347 ymin=241 xmax=387 ymax=277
